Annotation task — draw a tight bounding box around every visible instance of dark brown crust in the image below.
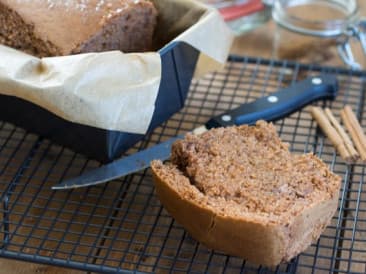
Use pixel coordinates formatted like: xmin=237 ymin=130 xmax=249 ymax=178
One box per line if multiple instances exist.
xmin=73 ymin=4 xmax=157 ymax=54
xmin=0 ymin=0 xmax=157 ymax=57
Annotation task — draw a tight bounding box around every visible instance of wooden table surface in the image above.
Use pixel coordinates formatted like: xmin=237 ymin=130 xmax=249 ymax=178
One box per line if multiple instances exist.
xmin=1 ymin=2 xmax=365 ymax=273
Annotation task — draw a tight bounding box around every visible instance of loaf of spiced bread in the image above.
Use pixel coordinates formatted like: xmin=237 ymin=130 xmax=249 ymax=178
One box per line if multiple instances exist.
xmin=151 ymin=121 xmax=341 ymax=266
xmin=0 ymin=0 xmax=157 ymax=57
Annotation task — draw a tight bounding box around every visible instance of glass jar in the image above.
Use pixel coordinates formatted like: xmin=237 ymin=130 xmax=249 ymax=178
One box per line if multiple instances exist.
xmin=272 ymin=0 xmax=366 ymax=69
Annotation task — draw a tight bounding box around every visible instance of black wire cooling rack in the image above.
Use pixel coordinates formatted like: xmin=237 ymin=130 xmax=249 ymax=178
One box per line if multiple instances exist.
xmin=1 ymin=56 xmax=366 ymax=273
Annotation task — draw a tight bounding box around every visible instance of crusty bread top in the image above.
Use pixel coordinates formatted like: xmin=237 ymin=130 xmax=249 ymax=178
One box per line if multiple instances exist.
xmin=1 ymin=0 xmax=156 ymax=55
xmin=152 ymin=121 xmax=341 ymax=225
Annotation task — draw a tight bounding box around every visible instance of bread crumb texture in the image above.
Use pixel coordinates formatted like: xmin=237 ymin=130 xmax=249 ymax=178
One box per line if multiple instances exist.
xmin=151 ymin=121 xmax=341 ymax=265
xmin=155 ymin=121 xmax=340 ymax=224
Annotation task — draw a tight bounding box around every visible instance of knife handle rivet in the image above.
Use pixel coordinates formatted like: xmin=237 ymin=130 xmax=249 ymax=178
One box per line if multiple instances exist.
xmin=221 ymin=115 xmax=232 ymax=122
xmin=312 ymin=77 xmax=323 ymax=85
xmin=268 ymin=95 xmax=279 ymax=103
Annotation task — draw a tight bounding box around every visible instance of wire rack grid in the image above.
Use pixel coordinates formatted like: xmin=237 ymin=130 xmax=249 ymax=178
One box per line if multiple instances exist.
xmin=0 ymin=56 xmax=366 ymax=273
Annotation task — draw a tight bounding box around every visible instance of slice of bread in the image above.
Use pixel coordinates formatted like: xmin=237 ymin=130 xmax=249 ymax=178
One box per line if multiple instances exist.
xmin=151 ymin=121 xmax=341 ymax=266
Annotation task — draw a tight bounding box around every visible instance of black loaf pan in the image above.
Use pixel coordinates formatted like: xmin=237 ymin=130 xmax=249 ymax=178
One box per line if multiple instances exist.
xmin=0 ymin=41 xmax=200 ymax=163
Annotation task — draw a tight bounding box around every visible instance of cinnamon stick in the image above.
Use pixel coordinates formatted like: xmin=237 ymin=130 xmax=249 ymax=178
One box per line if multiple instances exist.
xmin=324 ymin=108 xmax=359 ymax=162
xmin=311 ymin=107 xmax=352 ymax=163
xmin=341 ymin=105 xmax=366 ymax=162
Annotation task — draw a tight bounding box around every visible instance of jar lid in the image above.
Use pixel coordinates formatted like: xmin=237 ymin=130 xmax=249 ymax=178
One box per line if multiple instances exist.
xmin=272 ymin=0 xmax=359 ymax=37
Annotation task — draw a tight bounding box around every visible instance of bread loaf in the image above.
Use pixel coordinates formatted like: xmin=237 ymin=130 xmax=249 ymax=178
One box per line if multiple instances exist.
xmin=151 ymin=121 xmax=341 ymax=266
xmin=0 ymin=0 xmax=157 ymax=57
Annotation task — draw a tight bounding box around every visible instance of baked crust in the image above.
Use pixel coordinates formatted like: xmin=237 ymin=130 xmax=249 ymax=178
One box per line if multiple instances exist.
xmin=0 ymin=0 xmax=157 ymax=57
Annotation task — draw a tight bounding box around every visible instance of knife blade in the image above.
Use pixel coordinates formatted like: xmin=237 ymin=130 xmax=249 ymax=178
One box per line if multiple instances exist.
xmin=52 ymin=74 xmax=338 ymax=190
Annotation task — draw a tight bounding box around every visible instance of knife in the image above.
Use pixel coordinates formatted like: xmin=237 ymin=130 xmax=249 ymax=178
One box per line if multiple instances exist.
xmin=52 ymin=74 xmax=338 ymax=190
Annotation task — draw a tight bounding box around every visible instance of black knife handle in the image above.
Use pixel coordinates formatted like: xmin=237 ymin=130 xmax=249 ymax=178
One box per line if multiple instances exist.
xmin=205 ymin=74 xmax=338 ymax=128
